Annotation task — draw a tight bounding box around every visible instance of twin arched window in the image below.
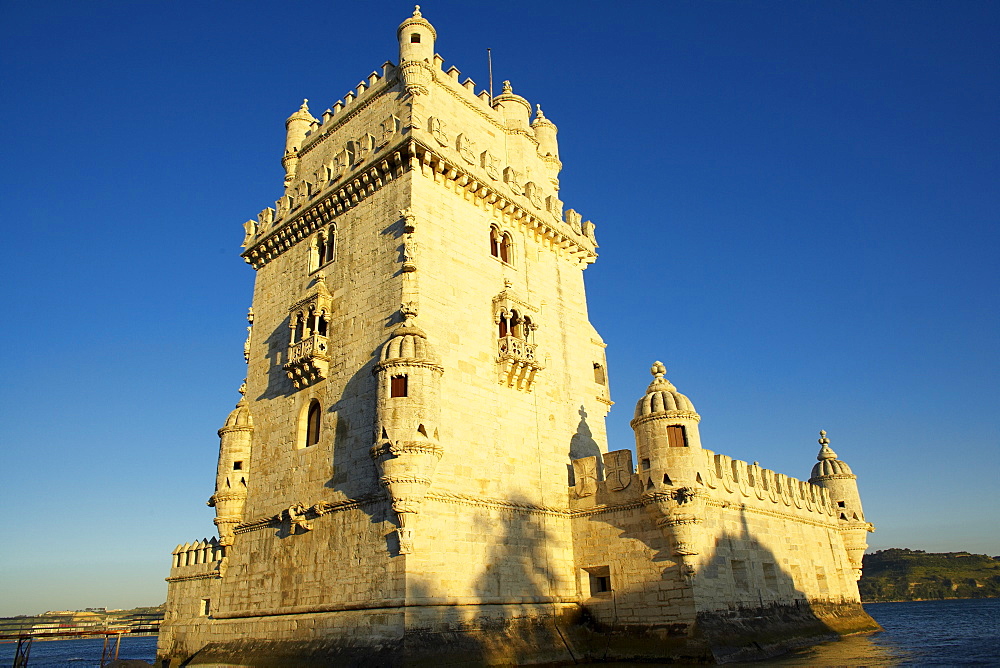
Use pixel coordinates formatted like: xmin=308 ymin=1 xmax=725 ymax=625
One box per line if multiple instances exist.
xmin=490 ymin=226 xmax=512 ymax=264
xmin=314 ymin=227 xmax=336 ymax=269
xmin=498 ymin=309 xmax=533 ymax=342
xmin=290 ymin=307 xmax=329 ymax=343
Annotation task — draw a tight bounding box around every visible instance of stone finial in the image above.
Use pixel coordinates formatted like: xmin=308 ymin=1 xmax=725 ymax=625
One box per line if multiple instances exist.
xmin=300 ymin=99 xmax=309 ymax=111
xmin=238 ymin=379 xmax=247 ymax=396
xmin=400 ymin=301 xmax=418 ymax=324
xmin=536 ymin=104 xmax=545 ymax=119
xmin=816 ymin=429 xmax=839 ymax=461
xmin=413 ymin=4 xmax=421 ymax=17
xmin=502 ymin=80 xmax=513 ymax=94
xmin=651 ymin=361 xmax=666 ymax=379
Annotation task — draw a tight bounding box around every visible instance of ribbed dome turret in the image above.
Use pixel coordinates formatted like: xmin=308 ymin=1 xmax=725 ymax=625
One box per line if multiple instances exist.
xmin=633 ymin=361 xmax=699 ymax=420
xmin=286 ymin=99 xmax=316 ymax=126
xmin=222 ymin=398 xmax=253 ymax=429
xmin=380 ymin=323 xmax=437 ymax=363
xmin=810 ymin=430 xmax=855 ymax=478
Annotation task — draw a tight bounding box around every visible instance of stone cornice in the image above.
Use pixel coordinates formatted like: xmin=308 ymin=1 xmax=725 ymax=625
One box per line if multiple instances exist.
xmin=373 ymin=358 xmax=444 ymax=374
xmin=165 ymin=570 xmax=221 ymax=583
xmin=630 ymin=410 xmax=702 ymax=428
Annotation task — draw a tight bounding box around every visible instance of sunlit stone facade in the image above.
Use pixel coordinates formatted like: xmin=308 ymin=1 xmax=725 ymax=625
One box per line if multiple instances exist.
xmin=159 ymin=9 xmax=878 ymax=665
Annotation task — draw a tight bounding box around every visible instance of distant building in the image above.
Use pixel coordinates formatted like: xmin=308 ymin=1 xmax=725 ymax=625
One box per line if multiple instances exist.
xmin=159 ymin=8 xmax=877 ymax=665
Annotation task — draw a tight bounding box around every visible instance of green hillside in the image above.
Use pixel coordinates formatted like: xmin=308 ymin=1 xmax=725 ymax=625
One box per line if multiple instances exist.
xmin=859 ymin=548 xmax=1000 ymax=602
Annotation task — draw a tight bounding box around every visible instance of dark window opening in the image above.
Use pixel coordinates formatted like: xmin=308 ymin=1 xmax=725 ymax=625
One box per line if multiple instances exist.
xmin=837 ymin=501 xmax=846 ymax=508
xmin=499 ymin=318 xmax=508 ymax=338
xmin=293 ymin=314 xmax=304 ymax=343
xmin=410 ymin=33 xmax=421 ymax=43
xmin=663 ymin=473 xmax=672 ymax=485
xmin=233 ymin=461 xmax=243 ymax=470
xmin=666 ymin=425 xmax=688 ymax=447
xmin=306 ymin=401 xmax=321 ymax=446
xmin=499 ymin=233 xmax=511 ymax=263
xmin=593 ymin=575 xmax=611 ymax=593
xmin=324 ymin=231 xmax=335 ymax=263
xmin=317 ymin=315 xmax=328 ymax=337
xmin=490 ymin=228 xmax=500 ymax=257
xmin=391 ymin=375 xmax=408 ymax=398
xmin=641 ymin=458 xmax=650 ymax=470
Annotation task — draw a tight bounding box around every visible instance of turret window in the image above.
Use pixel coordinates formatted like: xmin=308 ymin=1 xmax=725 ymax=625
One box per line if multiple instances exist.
xmin=593 ymin=363 xmax=607 ymax=385
xmin=391 ymin=375 xmax=408 ymax=398
xmin=666 ymin=425 xmax=688 ymax=448
xmin=233 ymin=461 xmax=243 ymax=470
xmin=305 ymin=400 xmax=321 ymax=446
xmin=410 ymin=33 xmax=421 ymax=43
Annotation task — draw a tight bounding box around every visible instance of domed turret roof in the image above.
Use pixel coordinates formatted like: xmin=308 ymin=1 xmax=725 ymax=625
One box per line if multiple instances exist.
xmin=531 ymin=105 xmax=556 ymax=129
xmin=398 ymin=5 xmax=436 ymax=40
xmin=633 ymin=361 xmax=699 ymax=420
xmin=286 ymin=99 xmax=316 ymax=125
xmin=222 ymin=397 xmax=253 ymax=429
xmin=379 ymin=308 xmax=438 ymax=363
xmin=810 ymin=430 xmax=855 ymax=478
xmin=493 ymin=80 xmax=532 ymax=115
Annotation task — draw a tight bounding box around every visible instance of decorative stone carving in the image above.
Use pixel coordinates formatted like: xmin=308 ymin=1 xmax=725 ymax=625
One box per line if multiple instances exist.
xmin=493 ymin=282 xmax=543 ymax=391
xmin=456 ymin=133 xmax=476 ymax=164
xmin=603 ymin=449 xmax=633 ymax=491
xmin=284 ymin=503 xmax=313 ymax=533
xmin=642 ymin=486 xmax=706 ymax=579
xmin=524 ymin=181 xmax=543 ymax=209
xmin=242 ymin=220 xmax=257 ymax=248
xmin=572 ymin=456 xmax=598 ymax=498
xmin=481 ymin=150 xmax=500 ymax=181
xmin=429 ymin=117 xmax=449 ymax=146
xmin=379 ymin=115 xmax=400 ymax=146
xmin=503 ymin=166 xmax=524 ymax=195
xmin=243 ymin=308 xmax=253 ymax=363
xmin=283 ymin=282 xmax=333 ymax=389
xmin=257 ymin=207 xmax=274 ymax=228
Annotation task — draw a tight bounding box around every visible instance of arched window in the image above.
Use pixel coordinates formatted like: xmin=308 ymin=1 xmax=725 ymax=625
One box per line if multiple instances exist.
xmin=499 ymin=233 xmax=512 ymax=264
xmin=292 ymin=312 xmax=305 ymax=343
xmin=305 ymin=400 xmax=321 ymax=447
xmin=490 ymin=226 xmax=500 ymax=258
xmin=316 ymin=232 xmax=327 ymax=267
xmin=498 ymin=316 xmax=508 ymax=338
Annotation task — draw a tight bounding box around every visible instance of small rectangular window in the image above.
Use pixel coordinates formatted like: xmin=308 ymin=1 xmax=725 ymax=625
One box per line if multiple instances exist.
xmin=410 ymin=33 xmax=420 ymax=43
xmin=763 ymin=562 xmax=778 ymax=591
xmin=584 ymin=566 xmax=611 ymax=596
xmin=731 ymin=560 xmax=749 ymax=591
xmin=233 ymin=461 xmax=243 ymax=470
xmin=837 ymin=501 xmax=846 ymax=508
xmin=666 ymin=425 xmax=688 ymax=447
xmin=200 ymin=598 xmax=210 ymax=616
xmin=391 ymin=375 xmax=408 ymax=398
xmin=641 ymin=458 xmax=650 ymax=470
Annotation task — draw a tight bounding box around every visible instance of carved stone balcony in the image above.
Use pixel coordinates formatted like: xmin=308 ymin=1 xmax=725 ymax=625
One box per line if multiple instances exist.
xmin=284 ymin=334 xmax=330 ymax=388
xmin=497 ymin=335 xmax=542 ymax=391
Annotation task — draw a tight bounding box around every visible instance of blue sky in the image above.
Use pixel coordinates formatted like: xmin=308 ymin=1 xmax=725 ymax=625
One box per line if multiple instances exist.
xmin=1 ymin=1 xmax=997 ymax=616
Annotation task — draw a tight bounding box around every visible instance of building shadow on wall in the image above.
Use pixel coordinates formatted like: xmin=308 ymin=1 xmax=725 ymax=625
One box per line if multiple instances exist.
xmin=399 ymin=496 xmax=585 ymax=665
xmin=582 ymin=505 xmax=878 ymax=663
xmin=568 ymin=405 xmax=603 ymax=485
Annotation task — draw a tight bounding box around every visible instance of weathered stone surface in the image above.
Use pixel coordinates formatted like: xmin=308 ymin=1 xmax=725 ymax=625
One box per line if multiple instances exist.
xmin=159 ymin=7 xmax=878 ymax=666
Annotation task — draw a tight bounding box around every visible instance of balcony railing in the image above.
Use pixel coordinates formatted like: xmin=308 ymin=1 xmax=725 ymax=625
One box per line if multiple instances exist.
xmin=498 ymin=335 xmax=537 ymax=362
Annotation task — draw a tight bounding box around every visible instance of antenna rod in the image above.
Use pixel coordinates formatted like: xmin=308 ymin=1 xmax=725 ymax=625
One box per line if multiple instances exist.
xmin=487 ymin=48 xmax=494 ymax=100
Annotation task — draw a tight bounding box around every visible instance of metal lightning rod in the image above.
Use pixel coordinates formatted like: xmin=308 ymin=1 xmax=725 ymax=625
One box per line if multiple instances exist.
xmin=487 ymin=48 xmax=494 ymax=100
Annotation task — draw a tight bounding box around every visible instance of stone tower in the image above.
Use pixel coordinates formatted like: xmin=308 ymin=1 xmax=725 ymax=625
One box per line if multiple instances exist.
xmin=160 ymin=7 xmax=609 ymax=665
xmin=160 ymin=9 xmax=877 ymax=665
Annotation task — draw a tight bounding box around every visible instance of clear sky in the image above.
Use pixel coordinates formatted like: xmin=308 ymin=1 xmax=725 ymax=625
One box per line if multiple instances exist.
xmin=1 ymin=1 xmax=997 ymax=617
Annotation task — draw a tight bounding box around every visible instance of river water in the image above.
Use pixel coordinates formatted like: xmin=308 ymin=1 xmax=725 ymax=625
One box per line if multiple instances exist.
xmin=1 ymin=599 xmax=996 ymax=666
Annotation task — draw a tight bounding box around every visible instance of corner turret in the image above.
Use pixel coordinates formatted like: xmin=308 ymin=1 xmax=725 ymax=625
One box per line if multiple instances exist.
xmin=282 ymin=99 xmax=317 ymax=189
xmin=631 ymin=361 xmax=705 ymax=578
xmin=208 ymin=391 xmax=254 ymax=546
xmin=370 ymin=305 xmax=445 ymax=555
xmin=808 ymin=430 xmax=873 ymax=579
xmin=493 ymin=81 xmax=532 ymax=131
xmin=397 ymin=6 xmax=436 ymax=95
